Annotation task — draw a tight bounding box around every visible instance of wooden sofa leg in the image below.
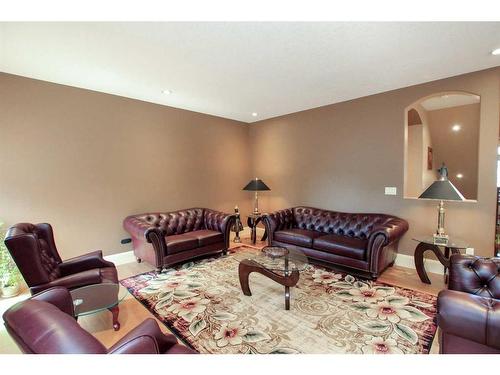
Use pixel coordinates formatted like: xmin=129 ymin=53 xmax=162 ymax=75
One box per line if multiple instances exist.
xmin=136 ymin=257 xmax=142 ymax=263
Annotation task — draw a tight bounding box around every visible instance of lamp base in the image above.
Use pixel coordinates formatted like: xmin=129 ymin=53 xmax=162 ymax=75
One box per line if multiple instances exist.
xmin=433 ymin=233 xmax=449 ymax=246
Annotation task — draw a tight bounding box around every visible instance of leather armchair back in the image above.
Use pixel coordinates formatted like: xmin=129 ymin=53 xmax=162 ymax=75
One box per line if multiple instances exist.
xmin=133 ymin=208 xmax=205 ymax=236
xmin=4 ymin=223 xmax=62 ymax=287
xmin=448 ymin=255 xmax=500 ymax=299
xmin=292 ymin=207 xmax=401 ymax=240
xmin=4 ymin=299 xmax=107 ymax=354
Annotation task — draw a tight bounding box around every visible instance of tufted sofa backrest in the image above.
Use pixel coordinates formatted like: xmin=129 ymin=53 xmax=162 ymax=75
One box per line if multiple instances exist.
xmin=292 ymin=206 xmax=398 ymax=240
xmin=136 ymin=208 xmax=205 ymax=236
xmin=448 ymin=254 xmax=500 ymax=300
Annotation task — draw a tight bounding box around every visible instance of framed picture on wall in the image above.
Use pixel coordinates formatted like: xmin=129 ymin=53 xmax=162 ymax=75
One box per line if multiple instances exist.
xmin=427 ymin=147 xmax=433 ymax=170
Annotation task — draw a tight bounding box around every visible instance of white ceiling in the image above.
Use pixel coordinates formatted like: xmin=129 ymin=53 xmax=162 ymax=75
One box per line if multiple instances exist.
xmin=420 ymin=93 xmax=481 ymax=111
xmin=1 ymin=22 xmax=499 ymax=123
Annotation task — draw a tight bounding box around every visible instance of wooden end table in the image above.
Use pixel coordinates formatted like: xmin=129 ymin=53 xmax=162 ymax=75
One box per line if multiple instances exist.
xmin=247 ymin=213 xmax=268 ymax=244
xmin=413 ymin=236 xmax=468 ymax=284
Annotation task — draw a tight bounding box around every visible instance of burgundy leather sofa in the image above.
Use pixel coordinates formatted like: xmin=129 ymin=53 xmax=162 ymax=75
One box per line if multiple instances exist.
xmin=263 ymin=206 xmax=409 ymax=279
xmin=123 ymin=208 xmax=235 ymax=271
xmin=4 ymin=223 xmax=118 ymax=294
xmin=437 ymin=254 xmax=500 ymax=354
xmin=3 ymin=287 xmax=196 ymax=354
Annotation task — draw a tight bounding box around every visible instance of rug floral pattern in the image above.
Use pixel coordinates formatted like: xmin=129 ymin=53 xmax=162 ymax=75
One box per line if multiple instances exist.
xmin=121 ymin=246 xmax=437 ymax=354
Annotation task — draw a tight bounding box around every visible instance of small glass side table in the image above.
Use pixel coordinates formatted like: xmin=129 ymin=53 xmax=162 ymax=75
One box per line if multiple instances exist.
xmin=70 ymin=283 xmax=129 ymax=331
xmin=412 ymin=236 xmax=469 ymax=284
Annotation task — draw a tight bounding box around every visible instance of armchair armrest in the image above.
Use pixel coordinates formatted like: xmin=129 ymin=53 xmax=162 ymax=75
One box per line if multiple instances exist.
xmin=437 ymin=289 xmax=500 ymax=350
xmin=30 ymin=287 xmax=75 ymax=316
xmin=262 ymin=208 xmax=294 ymax=245
xmin=59 ymin=250 xmax=115 ymax=276
xmin=368 ymin=218 xmax=409 ymax=245
xmin=31 ymin=269 xmax=103 ymax=295
xmin=108 ymin=319 xmax=178 ymax=354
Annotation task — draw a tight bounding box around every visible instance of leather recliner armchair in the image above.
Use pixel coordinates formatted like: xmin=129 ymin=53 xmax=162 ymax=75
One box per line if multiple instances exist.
xmin=3 ymin=287 xmax=196 ymax=354
xmin=437 ymin=254 xmax=500 ymax=354
xmin=4 ymin=223 xmax=118 ymax=294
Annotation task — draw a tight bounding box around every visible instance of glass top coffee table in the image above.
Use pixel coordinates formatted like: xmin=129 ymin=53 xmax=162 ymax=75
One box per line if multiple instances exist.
xmin=238 ymin=246 xmax=308 ymax=310
xmin=70 ymin=283 xmax=128 ymax=331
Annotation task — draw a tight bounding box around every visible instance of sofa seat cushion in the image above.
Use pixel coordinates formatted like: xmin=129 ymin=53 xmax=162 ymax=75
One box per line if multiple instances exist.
xmin=274 ymin=229 xmax=323 ymax=248
xmin=312 ymin=234 xmax=367 ymax=260
xmin=165 ymin=234 xmax=199 ymax=255
xmin=188 ymin=230 xmax=223 ymax=247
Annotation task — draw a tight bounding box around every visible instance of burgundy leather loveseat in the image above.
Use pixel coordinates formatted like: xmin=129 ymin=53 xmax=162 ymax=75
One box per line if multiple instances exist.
xmin=437 ymin=254 xmax=500 ymax=354
xmin=263 ymin=206 xmax=408 ymax=279
xmin=124 ymin=208 xmax=235 ymax=271
xmin=3 ymin=286 xmax=196 ymax=354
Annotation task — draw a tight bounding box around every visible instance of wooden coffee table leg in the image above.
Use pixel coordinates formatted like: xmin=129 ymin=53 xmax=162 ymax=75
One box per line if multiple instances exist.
xmin=239 ymin=259 xmax=299 ymax=309
xmin=239 ymin=260 xmax=253 ymax=296
xmin=109 ymin=305 xmax=120 ymax=331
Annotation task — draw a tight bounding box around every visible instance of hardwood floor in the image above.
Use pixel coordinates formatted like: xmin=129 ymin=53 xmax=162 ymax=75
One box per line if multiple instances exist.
xmin=0 ymin=234 xmax=444 ymax=354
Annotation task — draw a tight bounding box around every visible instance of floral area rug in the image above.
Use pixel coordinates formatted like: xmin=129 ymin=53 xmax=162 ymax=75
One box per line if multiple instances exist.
xmin=121 ymin=245 xmax=437 ymax=354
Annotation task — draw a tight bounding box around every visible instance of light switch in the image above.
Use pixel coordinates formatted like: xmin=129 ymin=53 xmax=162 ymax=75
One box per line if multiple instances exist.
xmin=385 ymin=187 xmax=397 ymax=195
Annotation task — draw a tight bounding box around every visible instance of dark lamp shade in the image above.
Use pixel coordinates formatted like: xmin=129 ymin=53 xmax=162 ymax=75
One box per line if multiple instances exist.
xmin=242 ymin=178 xmax=270 ymax=191
xmin=418 ymin=179 xmax=465 ymax=201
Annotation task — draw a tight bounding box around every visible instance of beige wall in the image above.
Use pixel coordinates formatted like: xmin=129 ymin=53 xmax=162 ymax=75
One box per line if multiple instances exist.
xmin=406 ymin=124 xmax=425 ymax=197
xmin=0 ymin=73 xmax=252 ymax=259
xmin=427 ymin=103 xmax=480 ymax=199
xmin=2 ymin=67 xmax=499 ymax=261
xmin=249 ymin=67 xmax=500 ymax=257
xmin=406 ymin=104 xmax=436 ymax=197
xmin=419 ymin=105 xmax=436 ymax=191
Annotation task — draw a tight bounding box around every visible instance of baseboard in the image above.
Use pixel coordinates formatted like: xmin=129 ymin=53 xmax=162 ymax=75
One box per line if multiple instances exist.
xmin=107 ymin=227 xmax=264 ymax=266
xmin=104 ymin=250 xmax=136 ymax=266
xmin=106 ymin=230 xmax=443 ymax=276
xmin=394 ymin=253 xmax=444 ymax=275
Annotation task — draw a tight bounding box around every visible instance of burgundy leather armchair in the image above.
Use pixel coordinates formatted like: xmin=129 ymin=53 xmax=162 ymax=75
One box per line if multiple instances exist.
xmin=263 ymin=206 xmax=409 ymax=279
xmin=3 ymin=287 xmax=196 ymax=354
xmin=4 ymin=223 xmax=118 ymax=294
xmin=437 ymin=254 xmax=500 ymax=354
xmin=124 ymin=208 xmax=235 ymax=271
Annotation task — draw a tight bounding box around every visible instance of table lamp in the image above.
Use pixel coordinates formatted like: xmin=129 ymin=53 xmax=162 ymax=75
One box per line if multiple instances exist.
xmin=418 ymin=163 xmax=465 ymax=245
xmin=243 ymin=178 xmax=270 ymax=214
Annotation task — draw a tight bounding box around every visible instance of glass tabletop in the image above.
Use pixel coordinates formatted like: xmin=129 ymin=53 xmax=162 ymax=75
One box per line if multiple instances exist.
xmin=242 ymin=246 xmax=309 ymax=273
xmin=70 ymin=283 xmax=128 ymax=317
xmin=412 ymin=236 xmax=469 ymax=249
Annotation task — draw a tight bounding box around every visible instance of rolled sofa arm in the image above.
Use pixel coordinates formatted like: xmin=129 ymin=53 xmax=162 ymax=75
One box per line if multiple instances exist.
xmin=262 ymin=208 xmax=294 ymax=245
xmin=123 ymin=215 xmax=157 ymax=240
xmin=123 ymin=215 xmax=166 ymax=267
xmin=437 ymin=289 xmax=500 ymax=350
xmin=204 ymin=209 xmax=236 ymax=248
xmin=368 ymin=218 xmax=409 ymax=245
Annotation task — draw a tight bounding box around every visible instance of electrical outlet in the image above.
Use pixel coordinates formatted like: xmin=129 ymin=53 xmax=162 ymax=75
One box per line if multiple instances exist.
xmin=384 ymin=187 xmax=397 ymax=195
xmin=465 ymin=247 xmax=474 ymax=255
